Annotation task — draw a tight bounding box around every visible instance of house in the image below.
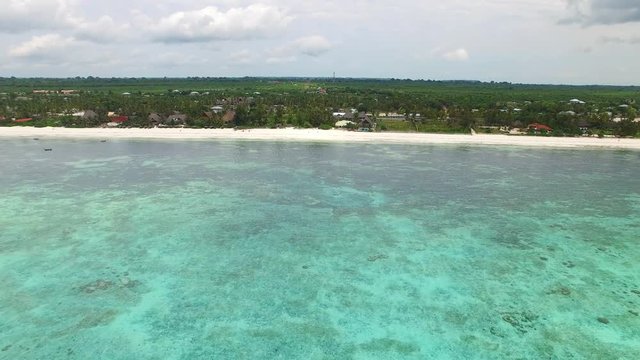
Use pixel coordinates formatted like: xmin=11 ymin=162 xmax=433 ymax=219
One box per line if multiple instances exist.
xmin=569 ymin=99 xmax=586 ymax=105
xmin=211 ymin=106 xmax=224 ymax=113
xmin=341 ymin=111 xmax=355 ymax=121
xmin=378 ymin=112 xmax=405 ymax=120
xmin=148 ymin=113 xmax=163 ymax=126
xmin=110 ymin=116 xmax=128 ymax=123
xmin=577 ymin=119 xmax=590 ymax=133
xmin=82 ymin=110 xmax=98 ymax=120
xmin=222 ymin=110 xmax=236 ymax=124
xmin=216 ymin=97 xmax=254 ymax=106
xmin=72 ymin=110 xmax=98 ymax=120
xmin=335 ymin=120 xmax=355 ymax=128
xmin=612 ymin=116 xmax=640 ymax=123
xmin=165 ymin=113 xmax=187 ymax=125
xmin=528 ymin=123 xmax=553 ymax=133
xmin=14 ymin=118 xmax=33 ymax=123
xmin=358 ymin=112 xmax=376 ymax=131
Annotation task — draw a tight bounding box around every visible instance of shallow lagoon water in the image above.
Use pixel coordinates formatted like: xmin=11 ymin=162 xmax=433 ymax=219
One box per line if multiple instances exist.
xmin=1 ymin=139 xmax=639 ymax=359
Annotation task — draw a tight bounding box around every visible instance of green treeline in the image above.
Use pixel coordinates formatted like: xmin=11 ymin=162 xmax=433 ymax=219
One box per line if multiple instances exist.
xmin=0 ymin=77 xmax=638 ymax=137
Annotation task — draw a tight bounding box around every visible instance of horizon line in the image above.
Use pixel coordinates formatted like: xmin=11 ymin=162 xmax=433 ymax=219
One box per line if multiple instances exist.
xmin=0 ymin=76 xmax=638 ymax=88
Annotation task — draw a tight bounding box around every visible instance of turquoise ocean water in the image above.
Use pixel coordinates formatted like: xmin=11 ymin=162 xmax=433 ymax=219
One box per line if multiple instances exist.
xmin=1 ymin=138 xmax=639 ymax=359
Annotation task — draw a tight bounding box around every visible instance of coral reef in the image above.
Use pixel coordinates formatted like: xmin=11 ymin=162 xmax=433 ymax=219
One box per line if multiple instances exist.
xmin=367 ymin=254 xmax=389 ymax=262
xmin=79 ymin=279 xmax=114 ymax=294
xmin=501 ymin=311 xmax=539 ymax=334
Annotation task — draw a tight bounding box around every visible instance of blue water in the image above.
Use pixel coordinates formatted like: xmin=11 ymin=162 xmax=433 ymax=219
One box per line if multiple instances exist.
xmin=1 ymin=139 xmax=639 ymax=359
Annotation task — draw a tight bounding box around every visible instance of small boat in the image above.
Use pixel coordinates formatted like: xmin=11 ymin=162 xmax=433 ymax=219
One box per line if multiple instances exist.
xmin=44 ymin=148 xmax=52 ymax=151
xmin=100 ymin=140 xmax=107 ymax=143
xmin=33 ymin=138 xmax=39 ymax=140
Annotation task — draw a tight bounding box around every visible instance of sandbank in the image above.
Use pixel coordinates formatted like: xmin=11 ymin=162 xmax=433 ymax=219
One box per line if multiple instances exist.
xmin=1 ymin=127 xmax=640 ymax=150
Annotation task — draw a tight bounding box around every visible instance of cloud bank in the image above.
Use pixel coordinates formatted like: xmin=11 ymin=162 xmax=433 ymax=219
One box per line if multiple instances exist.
xmin=564 ymin=0 xmax=640 ymax=25
xmin=0 ymin=0 xmax=78 ymax=33
xmin=9 ymin=34 xmax=77 ymax=59
xmin=266 ymin=36 xmax=332 ymax=64
xmin=150 ymin=4 xmax=293 ymax=43
xmin=1 ymin=0 xmax=640 ymax=84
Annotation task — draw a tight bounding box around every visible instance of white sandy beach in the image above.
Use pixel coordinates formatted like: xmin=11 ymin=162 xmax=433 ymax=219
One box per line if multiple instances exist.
xmin=1 ymin=126 xmax=640 ymax=150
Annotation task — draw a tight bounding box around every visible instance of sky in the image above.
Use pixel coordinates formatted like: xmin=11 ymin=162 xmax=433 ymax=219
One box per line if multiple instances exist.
xmin=1 ymin=0 xmax=640 ymax=85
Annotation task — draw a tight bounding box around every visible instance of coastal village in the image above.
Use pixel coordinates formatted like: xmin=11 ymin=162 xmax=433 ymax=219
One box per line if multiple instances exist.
xmin=1 ymin=80 xmax=639 ymax=138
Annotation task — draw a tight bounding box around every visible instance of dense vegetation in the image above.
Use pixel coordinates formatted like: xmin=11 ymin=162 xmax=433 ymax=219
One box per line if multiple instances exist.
xmin=1 ymin=77 xmax=639 ymax=137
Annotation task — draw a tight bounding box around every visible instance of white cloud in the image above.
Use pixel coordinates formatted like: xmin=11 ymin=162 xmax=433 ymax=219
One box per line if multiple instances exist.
xmin=74 ymin=16 xmax=131 ymax=42
xmin=291 ymin=35 xmax=332 ymax=56
xmin=601 ymin=35 xmax=640 ymax=43
xmin=265 ymin=35 xmax=332 ymax=64
xmin=0 ymin=1 xmax=131 ymax=44
xmin=0 ymin=0 xmax=639 ymax=84
xmin=265 ymin=45 xmax=296 ymax=64
xmin=146 ymin=51 xmax=211 ymax=68
xmin=150 ymin=4 xmax=293 ymax=43
xmin=265 ymin=56 xmax=297 ymax=64
xmin=9 ymin=34 xmax=77 ymax=59
xmin=228 ymin=49 xmax=255 ymax=64
xmin=0 ymin=0 xmax=79 ymax=33
xmin=563 ymin=0 xmax=640 ymax=25
xmin=442 ymin=48 xmax=470 ymax=61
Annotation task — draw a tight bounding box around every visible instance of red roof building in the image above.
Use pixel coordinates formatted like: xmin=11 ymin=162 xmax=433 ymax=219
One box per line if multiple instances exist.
xmin=111 ymin=116 xmax=128 ymax=123
xmin=528 ymin=123 xmax=553 ymax=132
xmin=14 ymin=118 xmax=33 ymax=123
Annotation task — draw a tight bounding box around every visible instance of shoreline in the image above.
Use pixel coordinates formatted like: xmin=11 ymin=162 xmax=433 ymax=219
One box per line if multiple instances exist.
xmin=1 ymin=126 xmax=640 ymax=150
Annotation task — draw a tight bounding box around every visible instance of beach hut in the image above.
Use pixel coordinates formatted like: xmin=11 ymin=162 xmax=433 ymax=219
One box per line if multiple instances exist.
xmin=528 ymin=123 xmax=553 ymax=133
xmin=165 ymin=113 xmax=187 ymax=125
xmin=358 ymin=113 xmax=376 ymax=131
xmin=222 ymin=110 xmax=236 ymax=125
xmin=148 ymin=113 xmax=163 ymax=126
xmin=335 ymin=120 xmax=355 ymax=128
xmin=577 ymin=119 xmax=590 ymax=134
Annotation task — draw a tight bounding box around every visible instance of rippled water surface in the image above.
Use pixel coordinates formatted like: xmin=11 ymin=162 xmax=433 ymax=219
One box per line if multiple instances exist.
xmin=1 ymin=138 xmax=639 ymax=359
